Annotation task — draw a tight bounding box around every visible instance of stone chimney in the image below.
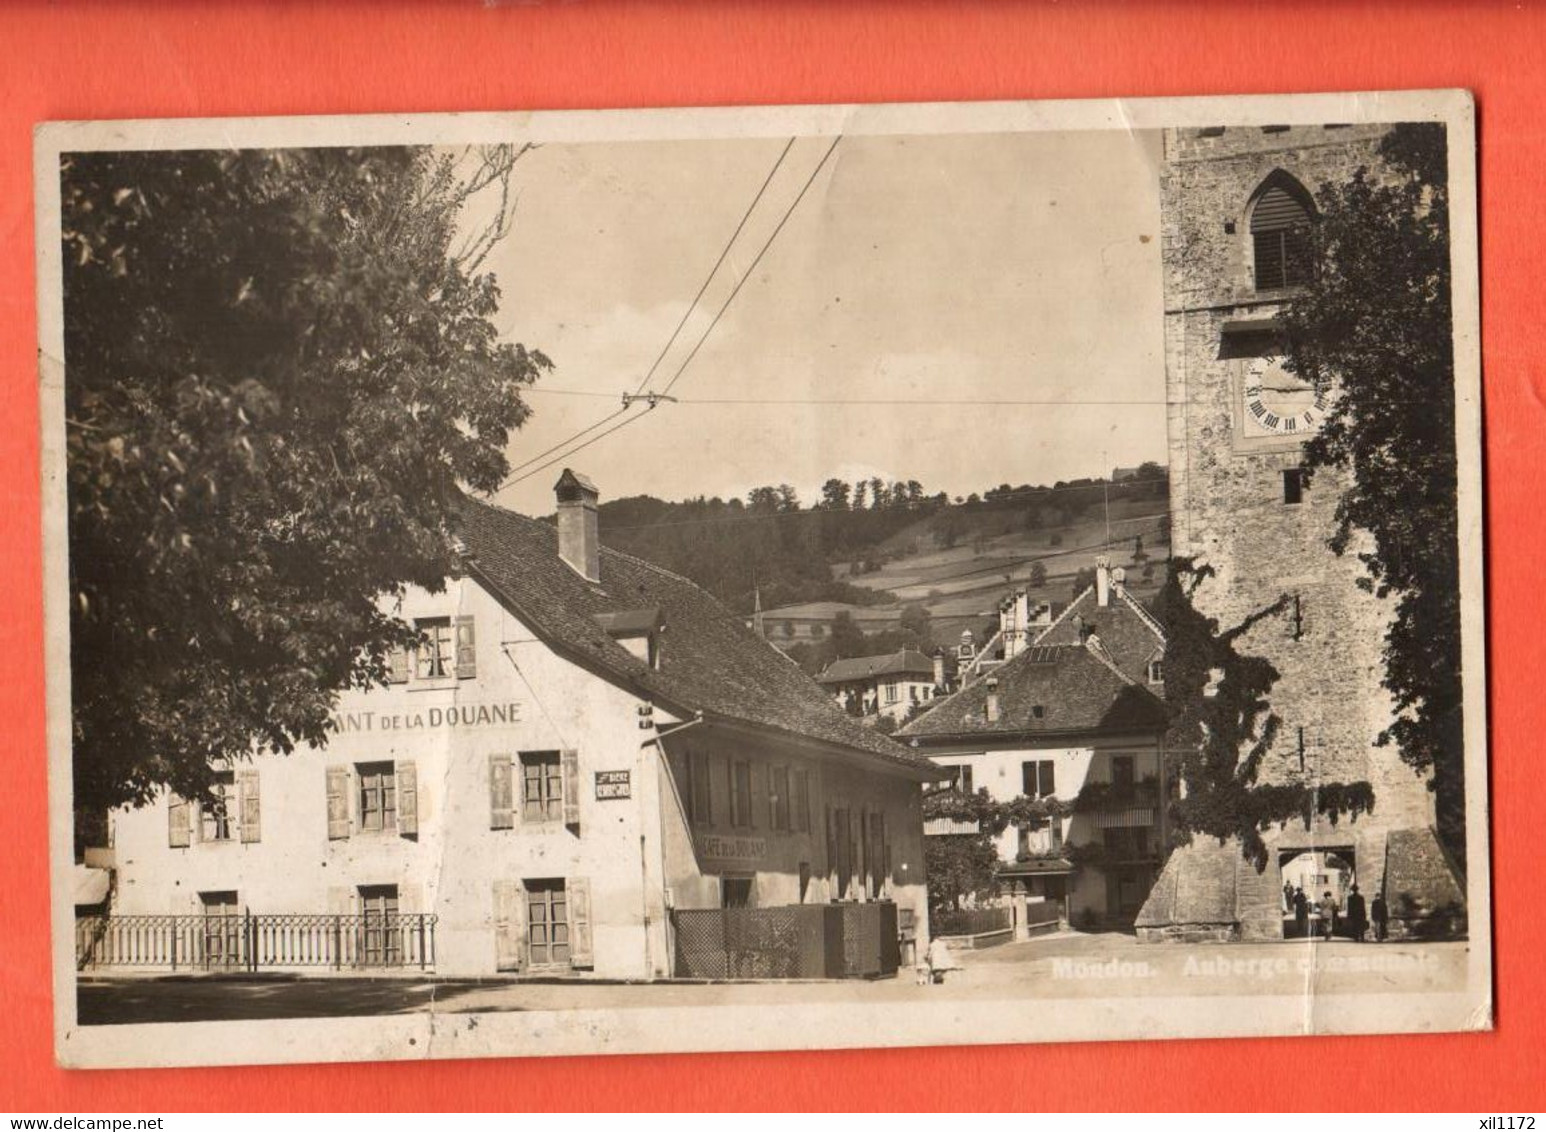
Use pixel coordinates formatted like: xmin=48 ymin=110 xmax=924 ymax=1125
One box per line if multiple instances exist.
xmin=554 ymin=468 xmax=600 ymax=582
xmin=932 ymin=648 xmax=946 ymax=690
xmin=1095 ymin=554 xmax=1111 ymax=607
xmin=985 ymin=677 xmax=1001 ymax=723
xmin=1001 ymin=589 xmax=1032 ymax=661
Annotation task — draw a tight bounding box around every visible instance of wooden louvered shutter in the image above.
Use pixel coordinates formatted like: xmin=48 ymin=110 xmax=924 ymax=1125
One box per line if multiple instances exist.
xmin=568 ymin=877 xmax=593 ymax=968
xmin=825 ymin=804 xmax=836 ymax=877
xmin=396 ymin=761 xmax=418 ymax=836
xmin=168 ymin=795 xmax=191 ymax=848
xmin=489 ymin=754 xmax=514 ymax=829
xmin=454 ymin=616 xmax=477 ymax=679
xmin=879 ymin=812 xmax=891 ymax=895
xmin=561 ymin=748 xmax=581 ymax=827
xmin=493 ymin=880 xmax=524 ymax=971
xmin=1251 ymin=182 xmax=1312 ymax=290
xmin=238 ymin=768 xmax=261 ymax=843
xmin=1250 ymin=184 xmax=1310 ymax=233
xmin=386 ymin=646 xmax=410 ymax=684
xmin=326 ymin=767 xmax=351 ymax=840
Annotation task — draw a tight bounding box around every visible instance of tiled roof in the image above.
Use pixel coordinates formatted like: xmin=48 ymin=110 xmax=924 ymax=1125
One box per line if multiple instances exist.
xmin=456 ymin=494 xmax=938 ymax=777
xmin=817 ymin=649 xmax=936 ymax=685
xmin=896 ymin=640 xmax=1168 ymax=742
xmin=1034 ymin=584 xmax=1165 ymax=684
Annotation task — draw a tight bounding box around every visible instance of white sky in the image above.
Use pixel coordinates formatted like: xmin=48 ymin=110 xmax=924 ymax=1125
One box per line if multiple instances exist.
xmin=468 ymin=129 xmax=1169 ymax=516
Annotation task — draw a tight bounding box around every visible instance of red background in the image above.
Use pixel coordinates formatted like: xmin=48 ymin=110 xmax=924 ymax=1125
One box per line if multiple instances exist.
xmin=0 ymin=0 xmax=1537 ymax=1112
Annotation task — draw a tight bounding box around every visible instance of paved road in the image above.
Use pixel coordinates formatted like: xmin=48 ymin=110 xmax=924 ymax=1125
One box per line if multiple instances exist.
xmin=77 ymin=931 xmax=1470 ymax=1025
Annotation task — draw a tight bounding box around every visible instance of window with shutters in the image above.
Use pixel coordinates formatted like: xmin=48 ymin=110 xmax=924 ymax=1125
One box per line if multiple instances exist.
xmin=1021 ymin=759 xmax=1056 ymax=798
xmin=356 ymin=762 xmax=397 ymax=832
xmin=520 ymin=751 xmax=564 ymax=822
xmin=414 ymin=617 xmax=455 ymax=680
xmin=200 ymin=772 xmax=236 ymax=842
xmin=1249 ymin=173 xmax=1315 ymax=291
xmin=947 ymin=764 xmax=974 ymax=795
xmin=524 ymin=879 xmax=570 ymax=968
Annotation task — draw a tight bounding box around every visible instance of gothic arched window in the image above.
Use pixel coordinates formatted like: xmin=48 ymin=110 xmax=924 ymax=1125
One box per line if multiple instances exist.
xmin=1249 ymin=173 xmax=1316 ymax=291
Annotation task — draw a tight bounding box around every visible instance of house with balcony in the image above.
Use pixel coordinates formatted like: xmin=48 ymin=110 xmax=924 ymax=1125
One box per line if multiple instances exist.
xmin=82 ymin=470 xmax=942 ymax=981
xmin=898 ymin=557 xmax=1171 ymax=928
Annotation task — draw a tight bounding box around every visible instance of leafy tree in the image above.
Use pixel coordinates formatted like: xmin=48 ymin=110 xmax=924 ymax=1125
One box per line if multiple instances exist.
xmin=746 ymin=485 xmax=782 ymax=513
xmin=64 ymin=146 xmax=547 ymax=812
xmin=1029 ymin=561 xmax=1048 ymax=588
xmin=868 ymin=477 xmax=888 ymax=510
xmin=819 ymin=478 xmax=851 ymax=511
xmin=829 ymin=611 xmax=867 ymax=658
xmin=898 ymin=603 xmax=932 ymax=642
xmin=1132 ymin=533 xmax=1147 ymax=563
xmin=932 ymin=508 xmax=965 ymax=550
xmin=1278 ymin=123 xmax=1465 ymax=866
xmin=1070 ymin=566 xmax=1097 ymax=602
xmin=924 ymin=835 xmax=1000 ymax=913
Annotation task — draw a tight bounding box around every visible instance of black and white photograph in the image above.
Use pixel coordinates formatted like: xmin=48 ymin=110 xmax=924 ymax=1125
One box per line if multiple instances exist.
xmin=37 ymin=91 xmax=1488 ymax=1068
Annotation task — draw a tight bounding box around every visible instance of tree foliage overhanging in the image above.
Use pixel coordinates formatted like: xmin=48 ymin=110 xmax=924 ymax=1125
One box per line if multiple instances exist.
xmin=64 ymin=146 xmax=548 ymax=811
xmin=1277 ymin=122 xmax=1466 ymax=866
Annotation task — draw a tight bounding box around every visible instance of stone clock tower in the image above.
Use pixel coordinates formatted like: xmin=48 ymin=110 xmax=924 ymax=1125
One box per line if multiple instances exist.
xmin=1136 ymin=124 xmax=1466 ymax=942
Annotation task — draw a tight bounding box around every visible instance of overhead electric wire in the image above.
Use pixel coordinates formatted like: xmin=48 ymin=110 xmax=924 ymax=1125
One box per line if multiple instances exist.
xmin=632 ymin=137 xmax=797 ymax=396
xmin=495 ymin=405 xmax=633 ymax=490
xmin=653 ymin=135 xmax=843 ymax=398
xmin=500 ymin=405 xmax=662 ymax=491
xmin=496 ymin=136 xmax=844 ymax=496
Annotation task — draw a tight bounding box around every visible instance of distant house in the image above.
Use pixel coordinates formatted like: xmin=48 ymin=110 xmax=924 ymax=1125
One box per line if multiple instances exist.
xmin=899 ymin=555 xmax=1171 ymax=929
xmin=818 ymin=648 xmax=939 ymax=724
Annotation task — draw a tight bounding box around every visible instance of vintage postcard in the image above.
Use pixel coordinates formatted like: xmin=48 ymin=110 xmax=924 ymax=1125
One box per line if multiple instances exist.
xmin=37 ymin=90 xmax=1488 ymax=1069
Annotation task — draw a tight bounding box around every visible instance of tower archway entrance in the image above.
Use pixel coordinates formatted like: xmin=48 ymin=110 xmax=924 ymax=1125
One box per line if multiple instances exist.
xmin=1279 ymin=847 xmax=1357 ymax=939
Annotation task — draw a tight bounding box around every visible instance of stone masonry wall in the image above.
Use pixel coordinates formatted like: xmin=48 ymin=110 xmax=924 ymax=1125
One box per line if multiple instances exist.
xmin=1143 ymin=124 xmax=1452 ymax=939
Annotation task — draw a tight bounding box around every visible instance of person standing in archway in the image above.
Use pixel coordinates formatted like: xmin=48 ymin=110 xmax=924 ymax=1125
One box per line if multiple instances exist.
xmin=1318 ymin=890 xmax=1339 ymax=940
xmin=1346 ymin=884 xmax=1368 ymax=942
xmin=1292 ymin=886 xmax=1309 ymax=938
xmin=1372 ymin=891 xmax=1390 ymax=942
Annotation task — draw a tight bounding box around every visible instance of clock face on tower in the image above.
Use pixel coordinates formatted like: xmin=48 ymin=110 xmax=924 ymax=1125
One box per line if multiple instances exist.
xmin=1241 ymin=354 xmax=1329 ymax=440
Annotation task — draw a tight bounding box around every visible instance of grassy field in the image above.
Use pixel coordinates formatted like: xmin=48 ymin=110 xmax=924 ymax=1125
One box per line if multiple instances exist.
xmin=763 ymin=497 xmax=1170 ymax=649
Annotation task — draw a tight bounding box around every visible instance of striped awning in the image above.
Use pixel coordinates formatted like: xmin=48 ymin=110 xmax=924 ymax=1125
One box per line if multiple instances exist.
xmin=1092 ymin=806 xmax=1156 ymax=829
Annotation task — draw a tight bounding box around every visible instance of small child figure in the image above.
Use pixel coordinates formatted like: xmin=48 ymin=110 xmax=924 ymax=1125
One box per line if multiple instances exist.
xmin=923 ymin=936 xmax=962 ymax=984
